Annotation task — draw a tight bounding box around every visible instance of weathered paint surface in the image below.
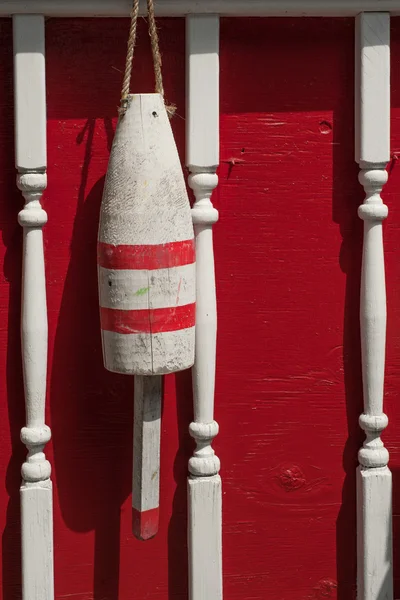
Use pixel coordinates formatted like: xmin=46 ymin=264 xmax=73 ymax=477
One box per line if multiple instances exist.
xmin=1 ymin=14 xmax=400 ymax=600
xmin=98 ymin=93 xmax=195 ymax=375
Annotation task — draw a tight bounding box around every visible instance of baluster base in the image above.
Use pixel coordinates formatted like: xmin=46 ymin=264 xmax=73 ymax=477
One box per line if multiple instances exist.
xmin=21 ymin=481 xmax=54 ymax=600
xmin=357 ymin=466 xmax=392 ymax=600
xmin=188 ymin=475 xmax=222 ymax=600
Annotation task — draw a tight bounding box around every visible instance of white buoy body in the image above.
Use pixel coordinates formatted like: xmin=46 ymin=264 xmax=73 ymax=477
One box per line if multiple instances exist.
xmin=98 ymin=94 xmax=195 ymax=375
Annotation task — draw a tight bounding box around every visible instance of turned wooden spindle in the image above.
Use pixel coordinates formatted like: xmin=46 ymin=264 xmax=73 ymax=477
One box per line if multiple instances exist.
xmin=13 ymin=15 xmax=54 ymax=600
xmin=355 ymin=12 xmax=393 ymax=600
xmin=188 ymin=167 xmax=222 ymax=600
xmin=18 ymin=172 xmax=51 ymax=488
xmin=186 ymin=15 xmax=222 ymax=600
xmin=189 ymin=169 xmax=220 ymax=480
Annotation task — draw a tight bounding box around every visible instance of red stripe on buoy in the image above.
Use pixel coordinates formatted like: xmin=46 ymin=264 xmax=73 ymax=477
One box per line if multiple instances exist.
xmin=100 ymin=303 xmax=195 ymax=334
xmin=97 ymin=240 xmax=195 ymax=271
xmin=132 ymin=507 xmax=159 ymax=541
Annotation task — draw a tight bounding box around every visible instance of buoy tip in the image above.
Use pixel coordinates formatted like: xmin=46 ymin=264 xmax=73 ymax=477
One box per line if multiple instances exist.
xmin=132 ymin=507 xmax=159 ymax=540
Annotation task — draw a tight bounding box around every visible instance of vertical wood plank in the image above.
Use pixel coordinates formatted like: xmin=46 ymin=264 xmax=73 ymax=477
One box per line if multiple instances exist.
xmin=13 ymin=15 xmax=54 ymax=600
xmin=186 ymin=14 xmax=222 ymax=600
xmin=355 ymin=12 xmax=393 ymax=600
xmin=355 ymin=13 xmax=390 ymax=166
xmin=13 ymin=15 xmax=46 ymax=171
xmin=186 ymin=15 xmax=219 ymax=169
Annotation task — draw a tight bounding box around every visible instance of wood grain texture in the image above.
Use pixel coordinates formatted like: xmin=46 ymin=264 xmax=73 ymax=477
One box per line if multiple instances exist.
xmin=1 ymin=15 xmax=400 ymax=600
xmin=218 ymin=17 xmax=364 ymax=600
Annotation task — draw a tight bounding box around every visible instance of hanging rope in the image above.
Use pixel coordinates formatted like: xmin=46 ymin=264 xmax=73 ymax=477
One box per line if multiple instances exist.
xmin=121 ymin=0 xmax=140 ymax=103
xmin=146 ymin=0 xmax=164 ymax=97
xmin=120 ymin=0 xmax=175 ymax=117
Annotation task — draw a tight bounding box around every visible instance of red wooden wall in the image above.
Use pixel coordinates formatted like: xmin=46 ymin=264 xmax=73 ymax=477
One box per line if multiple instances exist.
xmin=0 ymin=15 xmax=400 ymax=600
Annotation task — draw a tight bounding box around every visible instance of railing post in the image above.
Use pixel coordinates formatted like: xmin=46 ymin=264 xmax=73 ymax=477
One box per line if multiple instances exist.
xmin=355 ymin=12 xmax=393 ymax=600
xmin=13 ymin=14 xmax=54 ymax=600
xmin=186 ymin=14 xmax=222 ymax=600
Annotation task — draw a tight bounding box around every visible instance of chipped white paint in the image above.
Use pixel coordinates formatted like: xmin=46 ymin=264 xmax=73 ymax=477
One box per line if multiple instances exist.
xmin=355 ymin=12 xmax=393 ymax=600
xmin=98 ymin=93 xmax=195 ymax=376
xmin=186 ymin=15 xmax=222 ymax=600
xmin=132 ymin=375 xmax=162 ymax=540
xmin=4 ymin=0 xmax=400 ymax=17
xmin=13 ymin=15 xmax=54 ymax=600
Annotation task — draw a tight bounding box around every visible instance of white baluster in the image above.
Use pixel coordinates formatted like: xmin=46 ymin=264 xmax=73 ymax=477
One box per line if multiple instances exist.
xmin=355 ymin=12 xmax=393 ymax=600
xmin=186 ymin=15 xmax=222 ymax=600
xmin=13 ymin=15 xmax=54 ymax=600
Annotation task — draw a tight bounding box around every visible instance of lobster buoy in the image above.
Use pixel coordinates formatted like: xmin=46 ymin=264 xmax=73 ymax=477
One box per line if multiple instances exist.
xmin=97 ymin=93 xmax=195 ymax=375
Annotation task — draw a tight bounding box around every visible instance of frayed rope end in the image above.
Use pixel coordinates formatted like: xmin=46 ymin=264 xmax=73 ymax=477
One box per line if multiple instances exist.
xmin=166 ymin=103 xmax=176 ymax=120
xmin=118 ymin=97 xmax=129 ymax=117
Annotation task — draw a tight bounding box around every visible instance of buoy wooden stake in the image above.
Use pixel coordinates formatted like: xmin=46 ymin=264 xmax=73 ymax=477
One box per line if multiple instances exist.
xmin=133 ymin=375 xmax=162 ymax=540
xmin=98 ymin=0 xmax=195 ymax=540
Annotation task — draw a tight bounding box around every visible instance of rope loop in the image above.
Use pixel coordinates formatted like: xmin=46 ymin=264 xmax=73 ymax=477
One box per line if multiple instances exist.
xmin=120 ymin=0 xmax=175 ymax=117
